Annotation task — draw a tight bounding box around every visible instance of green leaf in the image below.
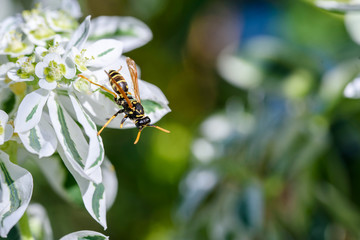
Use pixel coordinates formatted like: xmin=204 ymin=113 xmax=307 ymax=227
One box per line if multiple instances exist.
xmin=142 ymin=100 xmax=163 ymax=114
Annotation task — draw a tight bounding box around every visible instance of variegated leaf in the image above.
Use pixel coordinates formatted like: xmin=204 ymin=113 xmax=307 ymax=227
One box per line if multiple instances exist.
xmin=60 ymin=230 xmax=108 ymax=240
xmin=18 ymin=114 xmax=57 ymax=158
xmin=47 ymin=93 xmax=102 ymax=183
xmin=14 ymin=88 xmax=50 ymax=133
xmin=58 ymin=146 xmax=107 ymax=229
xmin=88 ymin=16 xmax=152 ymax=52
xmin=68 ymin=93 xmax=104 ymax=173
xmin=65 ymin=16 xmax=91 ymax=54
xmin=86 ymin=39 xmax=123 ymax=69
xmin=0 ymin=150 xmax=33 ymax=238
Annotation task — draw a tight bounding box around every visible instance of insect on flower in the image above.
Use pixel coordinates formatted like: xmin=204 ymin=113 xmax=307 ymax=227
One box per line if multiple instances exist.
xmin=78 ymin=57 xmax=170 ymax=144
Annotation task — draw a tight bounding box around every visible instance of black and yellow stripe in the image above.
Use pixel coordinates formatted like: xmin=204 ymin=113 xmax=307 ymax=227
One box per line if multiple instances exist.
xmin=108 ymin=70 xmax=130 ymax=96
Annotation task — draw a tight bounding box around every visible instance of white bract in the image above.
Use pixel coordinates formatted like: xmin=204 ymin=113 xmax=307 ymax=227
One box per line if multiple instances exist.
xmin=0 ymin=0 xmax=170 ymax=238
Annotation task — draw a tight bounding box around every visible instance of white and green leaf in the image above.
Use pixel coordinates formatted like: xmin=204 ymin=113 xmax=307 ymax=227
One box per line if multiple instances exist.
xmin=57 ymin=146 xmax=107 ymax=229
xmin=65 ymin=15 xmax=91 ymax=54
xmin=18 ymin=114 xmax=57 ymax=158
xmin=14 ymin=88 xmax=50 ymax=133
xmin=88 ymin=16 xmax=152 ymax=52
xmin=86 ymin=39 xmax=123 ymax=69
xmin=0 ymin=150 xmax=33 ymax=238
xmin=47 ymin=93 xmax=101 ymax=183
xmin=68 ymin=93 xmax=104 ymax=173
xmin=60 ymin=230 xmax=108 ymax=240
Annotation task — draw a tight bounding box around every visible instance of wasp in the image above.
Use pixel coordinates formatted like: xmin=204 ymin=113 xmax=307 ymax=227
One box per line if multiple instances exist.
xmin=78 ymin=57 xmax=170 ymax=144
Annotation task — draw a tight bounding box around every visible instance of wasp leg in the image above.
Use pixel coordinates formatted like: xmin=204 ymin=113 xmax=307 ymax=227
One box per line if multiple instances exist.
xmin=97 ymin=109 xmax=125 ymax=135
xmin=120 ymin=115 xmax=128 ymax=128
xmin=134 ymin=129 xmax=143 ymax=144
xmin=78 ymin=74 xmax=117 ymax=98
xmin=117 ymin=66 xmax=122 ymax=72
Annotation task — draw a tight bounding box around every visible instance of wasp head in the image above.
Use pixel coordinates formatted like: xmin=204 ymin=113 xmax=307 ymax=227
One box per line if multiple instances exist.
xmin=135 ymin=117 xmax=151 ymax=129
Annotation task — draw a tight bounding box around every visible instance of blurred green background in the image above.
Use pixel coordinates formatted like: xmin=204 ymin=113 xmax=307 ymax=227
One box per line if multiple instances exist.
xmin=8 ymin=0 xmax=360 ymax=239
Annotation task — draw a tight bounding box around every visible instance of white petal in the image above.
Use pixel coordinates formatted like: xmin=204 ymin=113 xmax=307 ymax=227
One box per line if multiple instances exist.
xmin=0 ymin=150 xmax=33 ymax=238
xmin=64 ymin=57 xmax=76 ymax=79
xmin=18 ymin=116 xmax=57 ymax=158
xmin=7 ymin=69 xmax=34 ymax=82
xmin=0 ymin=110 xmax=9 ymax=145
xmin=39 ymin=79 xmax=57 ymax=90
xmin=4 ymin=124 xmax=13 ymax=142
xmin=60 ymin=231 xmax=108 ymax=240
xmin=34 ymin=46 xmax=47 ymax=59
xmin=14 ymin=88 xmax=50 ymax=133
xmin=0 ymin=62 xmax=16 ymax=80
xmin=35 ymin=62 xmax=47 ymax=78
xmin=86 ymin=39 xmax=123 ymax=69
xmin=0 ymin=109 xmax=8 ymax=123
xmin=43 ymin=53 xmax=62 ymax=64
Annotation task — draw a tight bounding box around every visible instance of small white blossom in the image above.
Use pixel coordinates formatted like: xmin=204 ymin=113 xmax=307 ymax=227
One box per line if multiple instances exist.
xmin=7 ymin=56 xmax=36 ymax=82
xmin=35 ymin=53 xmax=75 ymax=90
xmin=21 ymin=8 xmax=56 ymax=46
xmin=45 ymin=10 xmax=78 ymax=32
xmin=0 ymin=30 xmax=34 ymax=57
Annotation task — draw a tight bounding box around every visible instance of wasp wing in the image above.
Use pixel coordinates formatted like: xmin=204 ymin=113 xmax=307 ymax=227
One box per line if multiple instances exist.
xmin=126 ymin=57 xmax=141 ymax=103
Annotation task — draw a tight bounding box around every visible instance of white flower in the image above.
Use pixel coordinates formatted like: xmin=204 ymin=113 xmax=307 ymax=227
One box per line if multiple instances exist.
xmin=0 ymin=30 xmax=34 ymax=57
xmin=0 ymin=110 xmax=13 ymax=145
xmin=21 ymin=8 xmax=56 ymax=46
xmin=35 ymin=53 xmax=75 ymax=90
xmin=7 ymin=56 xmax=36 ymax=82
xmin=45 ymin=10 xmax=78 ymax=32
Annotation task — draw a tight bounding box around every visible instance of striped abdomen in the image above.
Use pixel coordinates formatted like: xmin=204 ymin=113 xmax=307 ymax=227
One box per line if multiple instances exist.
xmin=108 ymin=70 xmax=130 ymax=96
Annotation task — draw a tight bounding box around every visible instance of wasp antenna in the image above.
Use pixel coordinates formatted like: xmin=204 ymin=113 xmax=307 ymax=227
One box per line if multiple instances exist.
xmin=134 ymin=129 xmax=143 ymax=144
xmin=149 ymin=125 xmax=170 ymax=133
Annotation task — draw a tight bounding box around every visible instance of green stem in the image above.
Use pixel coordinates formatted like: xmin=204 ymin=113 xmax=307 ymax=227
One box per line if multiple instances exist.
xmin=18 ymin=212 xmax=34 ymax=240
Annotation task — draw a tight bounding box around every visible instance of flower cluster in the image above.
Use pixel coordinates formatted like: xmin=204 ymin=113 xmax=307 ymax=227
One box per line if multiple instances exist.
xmin=0 ymin=1 xmax=170 ymax=239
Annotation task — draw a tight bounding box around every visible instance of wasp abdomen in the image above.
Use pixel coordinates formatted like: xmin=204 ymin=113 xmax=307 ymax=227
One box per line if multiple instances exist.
xmin=109 ymin=70 xmax=129 ymax=95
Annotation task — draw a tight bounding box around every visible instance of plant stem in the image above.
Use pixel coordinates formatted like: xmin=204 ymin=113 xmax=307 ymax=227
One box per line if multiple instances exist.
xmin=18 ymin=212 xmax=34 ymax=240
